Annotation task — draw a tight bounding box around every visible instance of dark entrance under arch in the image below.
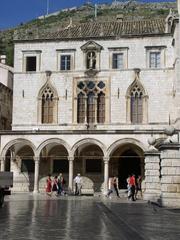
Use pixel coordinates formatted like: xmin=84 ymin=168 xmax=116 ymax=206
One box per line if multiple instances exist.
xmin=118 ymin=149 xmax=142 ymax=189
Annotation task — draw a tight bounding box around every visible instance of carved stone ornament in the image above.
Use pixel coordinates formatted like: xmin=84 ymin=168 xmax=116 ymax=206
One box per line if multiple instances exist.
xmin=85 ymin=68 xmax=99 ymax=77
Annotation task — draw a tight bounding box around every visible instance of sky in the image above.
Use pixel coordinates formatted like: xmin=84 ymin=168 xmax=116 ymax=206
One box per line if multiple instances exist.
xmin=0 ymin=0 xmax=176 ymax=30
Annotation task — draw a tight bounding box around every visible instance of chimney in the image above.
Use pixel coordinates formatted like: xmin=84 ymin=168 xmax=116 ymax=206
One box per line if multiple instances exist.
xmin=116 ymin=14 xmax=124 ymax=22
xmin=0 ymin=55 xmax=6 ymax=64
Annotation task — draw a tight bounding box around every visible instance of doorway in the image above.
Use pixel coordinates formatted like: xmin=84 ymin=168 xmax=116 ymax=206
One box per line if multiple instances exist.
xmin=118 ymin=149 xmax=141 ymax=189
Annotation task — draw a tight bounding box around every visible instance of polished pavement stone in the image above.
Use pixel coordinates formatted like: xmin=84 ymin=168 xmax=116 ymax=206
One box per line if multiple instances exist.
xmin=0 ymin=194 xmax=180 ymax=240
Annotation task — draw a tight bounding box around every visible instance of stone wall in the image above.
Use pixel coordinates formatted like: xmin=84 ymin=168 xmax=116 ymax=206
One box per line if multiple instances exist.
xmin=13 ymin=35 xmax=174 ymax=130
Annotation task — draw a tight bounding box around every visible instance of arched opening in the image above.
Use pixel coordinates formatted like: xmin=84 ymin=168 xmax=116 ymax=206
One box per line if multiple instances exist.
xmin=17 ymin=146 xmax=35 ymax=191
xmin=118 ymin=149 xmax=142 ymax=189
xmin=1 ymin=140 xmax=36 ymax=192
xmin=74 ymin=144 xmax=104 ymax=193
xmin=109 ymin=144 xmax=144 ymax=189
xmin=39 ymin=143 xmax=69 ymax=192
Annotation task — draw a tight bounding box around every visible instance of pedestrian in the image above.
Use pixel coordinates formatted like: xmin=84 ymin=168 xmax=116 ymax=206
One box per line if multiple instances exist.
xmin=127 ymin=174 xmax=131 ymax=199
xmin=46 ymin=174 xmax=52 ymax=196
xmin=135 ymin=175 xmax=142 ymax=199
xmin=52 ymin=176 xmax=59 ymax=196
xmin=58 ymin=173 xmax=66 ymax=195
xmin=74 ymin=173 xmax=82 ymax=196
xmin=128 ymin=174 xmax=136 ymax=201
xmin=106 ymin=176 xmax=120 ymax=198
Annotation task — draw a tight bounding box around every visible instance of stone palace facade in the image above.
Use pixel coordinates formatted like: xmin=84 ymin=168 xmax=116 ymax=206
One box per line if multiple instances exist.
xmin=1 ymin=1 xmax=180 ymax=207
xmin=0 ymin=55 xmax=13 ymax=130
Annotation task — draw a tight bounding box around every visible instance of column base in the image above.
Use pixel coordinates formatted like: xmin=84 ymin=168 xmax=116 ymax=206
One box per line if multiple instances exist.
xmin=33 ymin=190 xmax=39 ymax=194
xmin=160 ymin=193 xmax=180 ymax=208
xmin=143 ymin=190 xmax=161 ymax=202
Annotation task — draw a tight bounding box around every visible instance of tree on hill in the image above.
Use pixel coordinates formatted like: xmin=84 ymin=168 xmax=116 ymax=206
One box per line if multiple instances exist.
xmin=0 ymin=38 xmax=5 ymax=55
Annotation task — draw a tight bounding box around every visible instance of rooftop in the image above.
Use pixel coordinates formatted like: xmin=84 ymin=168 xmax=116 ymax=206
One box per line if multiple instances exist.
xmin=14 ymin=18 xmax=169 ymax=42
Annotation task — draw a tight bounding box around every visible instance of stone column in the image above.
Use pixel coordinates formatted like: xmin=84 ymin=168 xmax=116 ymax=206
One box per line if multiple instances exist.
xmin=33 ymin=157 xmax=40 ymax=194
xmin=159 ymin=143 xmax=180 ymax=208
xmin=68 ymin=157 xmax=74 ymax=193
xmin=103 ymin=157 xmax=109 ymax=194
xmin=0 ymin=157 xmax=5 ymax=172
xmin=143 ymin=150 xmax=161 ymax=202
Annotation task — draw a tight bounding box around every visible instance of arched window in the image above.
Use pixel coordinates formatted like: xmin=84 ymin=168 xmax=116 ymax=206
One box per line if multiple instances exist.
xmin=77 ymin=93 xmax=85 ymax=123
xmin=97 ymin=92 xmax=105 ymax=123
xmin=126 ymin=81 xmax=148 ymax=124
xmin=76 ymin=81 xmax=106 ymax=125
xmin=41 ymin=87 xmax=54 ymax=123
xmin=131 ymin=88 xmax=143 ymax=124
xmin=87 ymin=92 xmax=95 ymax=123
xmin=38 ymin=83 xmax=58 ymax=124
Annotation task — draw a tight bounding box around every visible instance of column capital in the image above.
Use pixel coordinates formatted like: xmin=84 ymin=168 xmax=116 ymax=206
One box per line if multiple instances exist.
xmin=33 ymin=156 xmax=40 ymax=162
xmin=68 ymin=156 xmax=74 ymax=161
xmin=103 ymin=157 xmax=109 ymax=163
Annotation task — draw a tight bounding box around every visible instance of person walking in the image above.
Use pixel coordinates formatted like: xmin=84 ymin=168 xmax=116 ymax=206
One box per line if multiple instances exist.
xmin=135 ymin=175 xmax=142 ymax=199
xmin=106 ymin=176 xmax=120 ymax=198
xmin=127 ymin=174 xmax=131 ymax=199
xmin=58 ymin=173 xmax=66 ymax=195
xmin=46 ymin=174 xmax=52 ymax=196
xmin=128 ymin=174 xmax=136 ymax=201
xmin=52 ymin=176 xmax=59 ymax=196
xmin=74 ymin=173 xmax=82 ymax=196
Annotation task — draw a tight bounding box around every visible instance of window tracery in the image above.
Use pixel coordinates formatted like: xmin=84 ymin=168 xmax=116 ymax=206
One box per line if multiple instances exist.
xmin=77 ymin=81 xmax=106 ymax=124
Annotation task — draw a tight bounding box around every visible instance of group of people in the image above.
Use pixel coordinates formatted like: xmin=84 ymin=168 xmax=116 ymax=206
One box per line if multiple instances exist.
xmin=127 ymin=174 xmax=142 ymax=201
xmin=46 ymin=173 xmax=66 ymax=196
xmin=106 ymin=175 xmax=142 ymax=200
xmin=46 ymin=173 xmax=142 ymax=200
xmin=46 ymin=173 xmax=83 ymax=196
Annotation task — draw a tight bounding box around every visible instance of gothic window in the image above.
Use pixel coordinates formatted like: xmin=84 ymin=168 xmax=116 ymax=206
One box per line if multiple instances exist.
xmin=87 ymin=92 xmax=95 ymax=123
xmin=126 ymin=79 xmax=148 ymax=124
xmin=76 ymin=81 xmax=106 ymax=124
xmin=97 ymin=92 xmax=105 ymax=123
xmin=77 ymin=93 xmax=85 ymax=123
xmin=38 ymin=84 xmax=58 ymax=124
xmin=42 ymin=87 xmax=54 ymax=123
xmin=131 ymin=90 xmax=143 ymax=124
xmin=87 ymin=51 xmax=96 ymax=69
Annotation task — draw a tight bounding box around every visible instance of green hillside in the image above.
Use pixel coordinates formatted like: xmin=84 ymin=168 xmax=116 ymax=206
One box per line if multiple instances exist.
xmin=0 ymin=1 xmax=177 ymax=66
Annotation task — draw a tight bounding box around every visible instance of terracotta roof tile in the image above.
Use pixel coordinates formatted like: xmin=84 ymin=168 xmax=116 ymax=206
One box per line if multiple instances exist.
xmin=14 ymin=18 xmax=167 ymax=41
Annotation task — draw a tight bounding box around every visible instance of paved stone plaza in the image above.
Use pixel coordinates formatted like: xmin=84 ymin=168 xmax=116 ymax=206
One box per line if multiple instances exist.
xmin=0 ymin=194 xmax=180 ymax=240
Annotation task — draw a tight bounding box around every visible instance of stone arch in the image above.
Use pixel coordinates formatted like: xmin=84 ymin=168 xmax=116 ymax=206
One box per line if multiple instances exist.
xmin=36 ymin=138 xmax=71 ymax=157
xmin=126 ymin=78 xmax=148 ymax=97
xmin=38 ymin=81 xmax=58 ymax=99
xmin=1 ymin=138 xmax=36 ymax=158
xmin=107 ymin=138 xmax=146 ymax=189
xmin=106 ymin=138 xmax=147 ymax=159
xmin=71 ymin=138 xmax=106 ymax=157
